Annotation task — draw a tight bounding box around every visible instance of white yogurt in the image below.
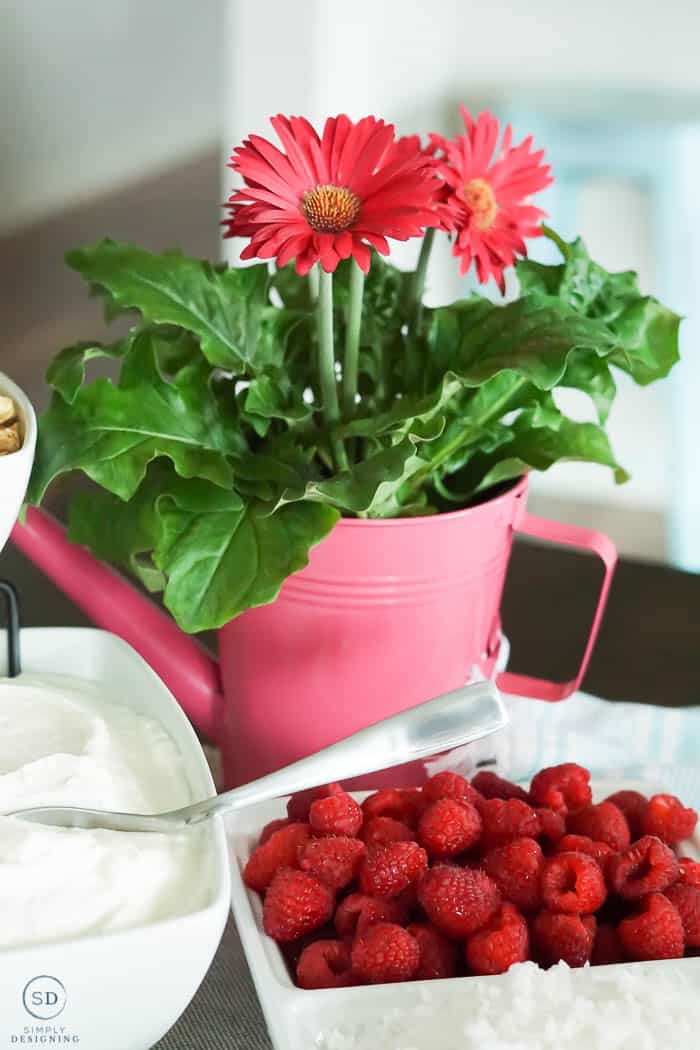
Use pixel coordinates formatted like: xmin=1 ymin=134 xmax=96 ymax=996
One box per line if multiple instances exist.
xmin=0 ymin=673 xmax=213 ymax=949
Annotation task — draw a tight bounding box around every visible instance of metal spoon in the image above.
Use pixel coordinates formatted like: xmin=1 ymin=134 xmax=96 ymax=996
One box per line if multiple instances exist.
xmin=7 ymin=680 xmax=506 ymax=833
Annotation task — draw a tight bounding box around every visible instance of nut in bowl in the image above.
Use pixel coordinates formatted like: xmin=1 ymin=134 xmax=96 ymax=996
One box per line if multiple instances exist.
xmin=228 ymin=769 xmax=700 ymax=1050
xmin=0 ymin=372 xmax=37 ymax=554
xmin=0 ymin=394 xmax=22 ymax=455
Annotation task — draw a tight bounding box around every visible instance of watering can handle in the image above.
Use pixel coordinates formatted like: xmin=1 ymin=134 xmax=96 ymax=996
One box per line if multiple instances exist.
xmin=496 ymin=512 xmax=618 ymax=701
xmin=10 ymin=508 xmax=224 ymax=739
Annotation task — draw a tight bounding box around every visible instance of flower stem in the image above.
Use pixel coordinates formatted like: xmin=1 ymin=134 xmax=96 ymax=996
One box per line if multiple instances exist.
xmin=541 ymin=224 xmax=571 ymax=260
xmin=342 ymin=260 xmax=365 ymax=418
xmin=404 ymin=227 xmax=436 ymax=388
xmin=316 ymin=268 xmax=348 ymax=470
xmin=412 ymin=227 xmax=435 ymax=310
xmin=308 ymin=263 xmax=320 ymax=303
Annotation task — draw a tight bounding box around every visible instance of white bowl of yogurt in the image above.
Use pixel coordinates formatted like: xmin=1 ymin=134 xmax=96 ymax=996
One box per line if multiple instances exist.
xmin=0 ymin=371 xmax=36 ymax=554
xmin=0 ymin=628 xmax=230 ymax=1050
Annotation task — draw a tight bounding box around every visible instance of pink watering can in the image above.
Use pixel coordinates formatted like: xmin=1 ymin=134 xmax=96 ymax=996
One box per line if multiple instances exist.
xmin=11 ymin=476 xmax=617 ymax=788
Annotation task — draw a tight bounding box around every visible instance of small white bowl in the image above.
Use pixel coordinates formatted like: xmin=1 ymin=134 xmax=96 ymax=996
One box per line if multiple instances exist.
xmin=0 ymin=371 xmax=37 ymax=554
xmin=0 ymin=628 xmax=231 ymax=1050
xmin=228 ymin=780 xmax=700 ymax=1050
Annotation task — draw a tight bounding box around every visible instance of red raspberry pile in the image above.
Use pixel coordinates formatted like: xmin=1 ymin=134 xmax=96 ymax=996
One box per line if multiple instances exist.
xmin=243 ymin=766 xmax=699 ymax=989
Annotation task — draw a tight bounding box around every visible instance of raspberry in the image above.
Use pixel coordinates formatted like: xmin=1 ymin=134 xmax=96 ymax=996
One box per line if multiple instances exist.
xmin=351 ymin=922 xmax=420 ymax=984
xmin=665 ymin=883 xmax=700 ymax=947
xmin=556 ymin=835 xmax=614 ymax=870
xmin=531 ymin=910 xmax=596 ymax=968
xmin=296 ymin=939 xmax=354 ymax=989
xmin=262 ymin=868 xmax=334 ymax=942
xmin=535 ymin=807 xmax=566 ymax=844
xmin=407 ymin=923 xmax=458 ymax=980
xmin=608 ymin=835 xmax=679 ymax=899
xmin=679 ymin=856 xmax=700 ymax=889
xmin=298 ymin=836 xmax=366 ymax=891
xmin=568 ymin=802 xmax=631 ymax=852
xmin=466 ymin=902 xmax=529 ymax=976
xmin=309 ymin=791 xmax=363 ymax=837
xmin=423 ymin=770 xmax=481 ymax=806
xmin=417 ymin=799 xmax=482 ymax=858
xmin=417 ymin=864 xmax=501 ymax=939
xmin=334 ymin=892 xmax=407 ymax=938
xmin=483 ymin=837 xmax=544 ymax=914
xmin=363 ymin=788 xmax=420 ymax=826
xmin=359 ymin=841 xmax=428 ymax=898
xmin=395 ymin=881 xmax=420 ymax=914
xmin=287 ymin=782 xmax=344 ymax=822
xmin=642 ymin=793 xmax=698 ymax=845
xmin=361 ymin=816 xmax=415 ymax=847
xmin=618 ymin=892 xmax=684 ymax=961
xmin=399 ymin=788 xmax=429 ymax=823
xmin=591 ymin=923 xmax=625 ymax=966
xmin=605 ymin=790 xmax=648 ymax=839
xmin=471 ymin=770 xmax=531 ymax=802
xmin=542 ymin=852 xmax=607 ymax=914
xmin=244 ymin=822 xmax=312 ymax=893
xmin=530 ymin=763 xmax=592 ymax=816
xmin=480 ymin=798 xmax=540 ymax=850
xmin=259 ymin=818 xmax=290 ymax=845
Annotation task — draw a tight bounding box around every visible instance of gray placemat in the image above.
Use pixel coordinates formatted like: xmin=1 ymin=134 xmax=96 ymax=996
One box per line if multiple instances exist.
xmin=155 ymin=917 xmax=272 ymax=1050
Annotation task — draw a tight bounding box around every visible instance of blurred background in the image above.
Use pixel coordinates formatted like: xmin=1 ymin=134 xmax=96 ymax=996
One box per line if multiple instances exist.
xmin=2 ymin=0 xmax=699 ymax=570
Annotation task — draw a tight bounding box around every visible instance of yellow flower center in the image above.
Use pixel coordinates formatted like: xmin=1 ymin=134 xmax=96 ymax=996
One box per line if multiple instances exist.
xmin=301 ymin=184 xmax=361 ymax=233
xmin=463 ymin=178 xmax=498 ymax=231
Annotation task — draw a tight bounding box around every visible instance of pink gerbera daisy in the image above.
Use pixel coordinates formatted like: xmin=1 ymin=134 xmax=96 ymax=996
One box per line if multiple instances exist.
xmin=434 ymin=107 xmax=553 ymax=291
xmin=224 ymin=114 xmax=438 ymax=275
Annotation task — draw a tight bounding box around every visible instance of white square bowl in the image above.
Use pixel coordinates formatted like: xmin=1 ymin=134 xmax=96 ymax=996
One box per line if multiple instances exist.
xmin=228 ymin=780 xmax=700 ymax=1050
xmin=0 ymin=629 xmax=231 ymax=1050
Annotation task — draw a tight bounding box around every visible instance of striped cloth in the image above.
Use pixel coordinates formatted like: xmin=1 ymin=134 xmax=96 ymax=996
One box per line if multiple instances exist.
xmin=430 ymin=689 xmax=700 ymax=807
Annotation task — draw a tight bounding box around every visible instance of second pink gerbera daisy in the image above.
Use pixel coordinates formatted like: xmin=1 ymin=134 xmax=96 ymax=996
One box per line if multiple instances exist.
xmin=434 ymin=107 xmax=553 ymax=291
xmin=224 ymin=114 xmax=438 ymax=275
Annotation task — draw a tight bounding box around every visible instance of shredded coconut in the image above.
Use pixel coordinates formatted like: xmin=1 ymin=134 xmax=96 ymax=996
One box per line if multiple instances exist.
xmin=308 ymin=960 xmax=700 ymax=1050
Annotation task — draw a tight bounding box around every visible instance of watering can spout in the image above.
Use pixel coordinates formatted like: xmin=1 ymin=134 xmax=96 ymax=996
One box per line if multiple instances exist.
xmin=10 ymin=507 xmax=224 ymax=740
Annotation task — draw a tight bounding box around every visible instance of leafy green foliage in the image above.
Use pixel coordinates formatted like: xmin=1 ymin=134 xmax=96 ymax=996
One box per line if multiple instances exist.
xmin=67 ymin=240 xmax=271 ymax=372
xmin=152 ymin=479 xmax=339 ymax=632
xmin=29 ymin=231 xmax=681 ymax=631
xmin=29 ymin=329 xmax=245 ymax=503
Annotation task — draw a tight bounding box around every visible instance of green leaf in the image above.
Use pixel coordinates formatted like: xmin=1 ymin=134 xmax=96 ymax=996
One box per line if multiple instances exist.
xmin=517 ymin=236 xmax=681 ymax=386
xmin=608 ymin=297 xmax=681 ymax=385
xmin=234 ymin=434 xmax=429 ymax=517
xmin=341 ymin=373 xmax=460 ymax=442
xmin=47 ymin=338 xmax=128 ymax=403
xmin=67 ymin=477 xmax=165 ymax=592
xmin=153 ymin=480 xmax=339 ymax=632
xmin=306 ymin=438 xmax=425 ymax=516
xmin=28 ymin=330 xmax=245 ymax=504
xmin=560 ymin=351 xmax=617 ymax=424
xmin=66 ymin=240 xmax=271 ymax=372
xmin=242 ymin=374 xmax=312 ymax=437
xmin=448 ymin=410 xmax=628 ymax=499
xmin=271 ymin=263 xmax=311 ymax=311
xmin=428 ymin=293 xmax=616 ymax=392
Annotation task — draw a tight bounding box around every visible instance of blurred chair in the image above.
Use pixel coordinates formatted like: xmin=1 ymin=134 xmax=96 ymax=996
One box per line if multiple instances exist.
xmin=504 ymin=95 xmax=700 ymax=572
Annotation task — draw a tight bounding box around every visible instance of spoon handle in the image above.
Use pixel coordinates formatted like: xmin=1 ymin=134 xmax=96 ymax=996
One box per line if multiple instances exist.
xmin=185 ymin=680 xmax=507 ymax=824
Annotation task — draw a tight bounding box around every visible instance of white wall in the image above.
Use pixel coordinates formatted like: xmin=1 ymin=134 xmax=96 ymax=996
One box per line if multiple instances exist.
xmin=224 ymin=0 xmax=700 ymax=528
xmin=0 ymin=0 xmax=225 ymax=233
